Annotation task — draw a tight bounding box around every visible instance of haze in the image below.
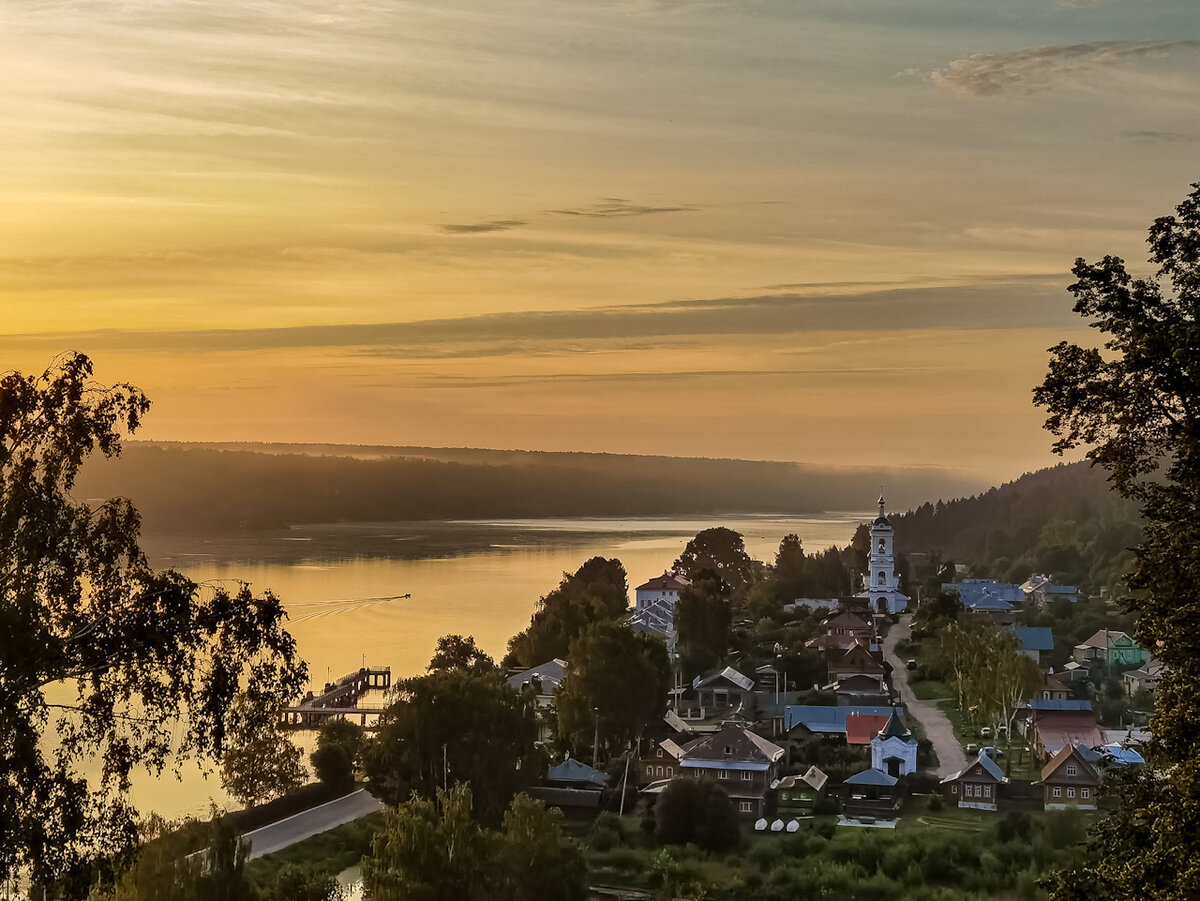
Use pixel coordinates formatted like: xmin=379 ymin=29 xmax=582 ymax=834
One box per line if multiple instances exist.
xmin=3 ymin=0 xmax=1198 ymax=481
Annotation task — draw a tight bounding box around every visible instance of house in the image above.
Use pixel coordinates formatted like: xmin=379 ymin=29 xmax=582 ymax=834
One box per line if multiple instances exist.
xmin=637 ymin=710 xmax=695 ymax=787
xmin=841 ymin=768 xmax=901 ymax=822
xmin=827 ymin=643 xmax=886 ymax=686
xmin=945 ymin=579 xmax=1026 ymax=609
xmin=1073 ymin=630 xmax=1150 ymax=668
xmin=853 ymin=497 xmax=909 ymax=615
xmin=1039 ymin=672 xmax=1070 ymax=702
xmin=1123 ymin=659 xmax=1166 ymax=697
xmin=1012 ymin=627 xmax=1054 ymax=665
xmin=784 ymin=705 xmax=903 ymax=743
xmin=1040 ymin=744 xmax=1101 ymax=810
xmin=835 ymin=673 xmax=891 ymax=706
xmin=940 ymin=751 xmax=1008 ymax=811
xmin=634 ymin=572 xmax=690 ymax=612
xmin=772 ymin=765 xmax=829 ymax=817
xmin=507 ymin=658 xmax=566 ymax=742
xmin=628 ymin=602 xmax=677 ymax=659
xmin=1024 ymin=700 xmax=1106 ymax=760
xmin=1021 ymin=574 xmax=1078 ymax=606
xmin=680 ymin=666 xmax=756 ymax=719
xmin=529 ymin=756 xmax=609 ymax=811
xmin=870 ymin=710 xmax=918 ymax=777
xmin=677 ymin=724 xmax=785 ymax=817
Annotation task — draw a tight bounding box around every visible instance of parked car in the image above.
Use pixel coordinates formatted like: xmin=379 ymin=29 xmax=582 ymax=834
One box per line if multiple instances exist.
xmin=980 ymin=746 xmax=1004 ymax=760
xmin=906 ymin=659 xmax=917 ymax=670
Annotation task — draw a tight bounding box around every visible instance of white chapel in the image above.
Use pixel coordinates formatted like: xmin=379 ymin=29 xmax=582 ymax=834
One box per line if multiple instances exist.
xmin=855 ymin=495 xmax=909 ymax=615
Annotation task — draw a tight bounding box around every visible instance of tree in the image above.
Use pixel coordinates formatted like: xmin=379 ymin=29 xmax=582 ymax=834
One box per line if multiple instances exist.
xmin=674 ymin=571 xmax=732 ymax=680
xmin=220 ymin=692 xmax=306 ymax=808
xmin=428 ymin=634 xmax=494 ymax=673
xmin=362 ymin=662 xmax=539 ymax=824
xmin=361 ymin=784 xmax=586 ymax=901
xmin=653 ymin=779 xmax=740 ymax=852
xmin=0 ymin=354 xmax=306 ymax=896
xmin=310 ymin=742 xmax=354 ymax=794
xmin=505 ymin=557 xmax=629 ymax=668
xmin=258 ymin=865 xmax=345 ymax=901
xmin=553 ymin=620 xmax=670 ymax=760
xmin=672 ymin=527 xmax=753 ymax=588
xmin=1034 ymin=181 xmax=1200 ymax=899
xmin=315 ymin=718 xmax=365 ymax=768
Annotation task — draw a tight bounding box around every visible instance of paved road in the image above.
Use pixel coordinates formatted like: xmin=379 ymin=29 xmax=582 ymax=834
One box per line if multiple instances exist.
xmin=883 ymin=616 xmax=967 ymax=779
xmin=245 ymin=789 xmax=383 ymax=859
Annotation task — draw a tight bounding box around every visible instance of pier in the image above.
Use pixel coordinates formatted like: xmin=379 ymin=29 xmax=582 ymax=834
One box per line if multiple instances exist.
xmin=282 ymin=666 xmax=391 ymax=728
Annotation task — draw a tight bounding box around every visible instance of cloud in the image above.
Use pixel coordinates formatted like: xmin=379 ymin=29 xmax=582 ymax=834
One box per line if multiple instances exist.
xmin=439 ymin=219 xmax=527 ymax=234
xmin=930 ymin=39 xmax=1200 ymax=96
xmin=551 ymin=197 xmax=698 ymax=217
xmin=1124 ymin=129 xmax=1195 ymax=142
xmin=0 ymin=276 xmax=1076 ymax=360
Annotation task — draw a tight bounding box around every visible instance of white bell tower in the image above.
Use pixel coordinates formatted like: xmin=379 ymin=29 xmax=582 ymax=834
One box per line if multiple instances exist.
xmin=857 ymin=495 xmax=909 ymax=614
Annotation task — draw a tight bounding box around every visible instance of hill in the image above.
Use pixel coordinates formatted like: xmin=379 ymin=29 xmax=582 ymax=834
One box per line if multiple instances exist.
xmin=73 ymin=442 xmax=987 ymax=534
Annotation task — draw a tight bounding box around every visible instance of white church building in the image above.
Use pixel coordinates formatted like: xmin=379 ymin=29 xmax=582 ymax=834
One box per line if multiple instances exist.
xmin=855 ymin=495 xmax=909 ymax=615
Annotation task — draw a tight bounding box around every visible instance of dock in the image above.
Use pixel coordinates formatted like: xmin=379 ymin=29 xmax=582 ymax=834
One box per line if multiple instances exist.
xmin=281 ymin=666 xmax=391 ymax=728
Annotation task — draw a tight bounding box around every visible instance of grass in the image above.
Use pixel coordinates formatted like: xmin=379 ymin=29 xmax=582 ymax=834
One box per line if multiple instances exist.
xmin=244 ymin=810 xmax=384 ymax=888
xmin=911 ymin=680 xmax=951 ymax=701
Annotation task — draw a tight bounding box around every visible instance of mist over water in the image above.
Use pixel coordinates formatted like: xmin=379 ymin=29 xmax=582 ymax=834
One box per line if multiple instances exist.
xmin=131 ymin=513 xmax=868 ymax=819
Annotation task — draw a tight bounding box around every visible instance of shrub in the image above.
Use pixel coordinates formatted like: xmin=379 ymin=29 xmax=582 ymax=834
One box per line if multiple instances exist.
xmin=310 ymin=743 xmax=354 ymax=793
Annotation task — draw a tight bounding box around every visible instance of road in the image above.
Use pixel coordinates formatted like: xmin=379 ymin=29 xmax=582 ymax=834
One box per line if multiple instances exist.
xmin=883 ymin=616 xmax=967 ymax=778
xmin=245 ymin=789 xmax=383 ymax=859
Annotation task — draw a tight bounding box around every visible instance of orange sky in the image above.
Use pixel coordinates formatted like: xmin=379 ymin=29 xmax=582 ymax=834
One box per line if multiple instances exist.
xmin=3 ymin=1 xmax=1198 ymax=481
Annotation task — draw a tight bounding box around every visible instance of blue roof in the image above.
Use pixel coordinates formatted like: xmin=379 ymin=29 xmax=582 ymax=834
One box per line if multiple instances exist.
xmin=1103 ymin=747 xmax=1145 ymax=766
xmin=784 ymin=705 xmax=902 ymax=734
xmin=1031 ymin=699 xmax=1092 ymax=712
xmin=844 ymin=767 xmax=898 ymax=787
xmin=1012 ymin=627 xmax=1054 ymax=652
xmin=547 ymin=757 xmax=608 ymax=787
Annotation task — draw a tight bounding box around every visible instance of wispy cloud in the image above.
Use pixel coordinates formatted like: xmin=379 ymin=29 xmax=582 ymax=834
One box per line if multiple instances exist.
xmin=930 ymin=39 xmax=1200 ymax=96
xmin=551 ymin=197 xmax=698 ymax=217
xmin=440 ymin=219 xmax=527 ymax=234
xmin=1124 ymin=129 xmax=1195 ymax=142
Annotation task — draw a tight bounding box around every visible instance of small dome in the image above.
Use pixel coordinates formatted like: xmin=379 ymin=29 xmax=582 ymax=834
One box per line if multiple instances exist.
xmin=873 ymin=516 xmax=892 ymax=528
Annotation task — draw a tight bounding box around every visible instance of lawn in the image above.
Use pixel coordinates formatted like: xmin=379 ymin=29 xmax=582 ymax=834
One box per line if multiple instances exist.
xmin=911 ymin=679 xmax=951 ymax=701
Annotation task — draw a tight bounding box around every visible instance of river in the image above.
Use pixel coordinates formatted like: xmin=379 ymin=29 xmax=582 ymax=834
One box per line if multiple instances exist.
xmin=124 ymin=512 xmax=868 ymax=820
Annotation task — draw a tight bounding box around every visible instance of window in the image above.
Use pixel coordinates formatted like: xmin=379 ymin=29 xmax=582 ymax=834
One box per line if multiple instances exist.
xmin=656 ymin=748 xmax=663 ymax=758
xmin=983 ymin=784 xmax=991 ymax=798
xmin=1066 ymin=764 xmax=1077 ymax=776
xmin=1067 ymin=787 xmax=1075 ymax=799
xmin=1053 ymin=787 xmax=1062 ymax=798
xmin=950 ymin=784 xmax=958 ymax=794
xmin=966 ymin=784 xmax=974 ymax=798
xmin=718 ymin=770 xmax=728 ymax=779
xmin=739 ymin=801 xmax=752 ymax=813
xmin=742 ymin=771 xmax=752 ymax=780
xmin=667 ymin=767 xmax=673 ymax=777
xmin=1081 ymin=788 xmax=1090 ymax=799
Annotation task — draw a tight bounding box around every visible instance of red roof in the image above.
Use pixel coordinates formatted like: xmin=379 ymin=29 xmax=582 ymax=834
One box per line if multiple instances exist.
xmin=845 ymin=713 xmax=890 ymax=745
xmin=636 ymin=573 xmax=690 ymax=592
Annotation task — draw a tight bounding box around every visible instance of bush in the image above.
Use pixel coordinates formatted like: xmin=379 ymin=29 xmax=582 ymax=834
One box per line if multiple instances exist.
xmin=654 ymin=779 xmax=740 ymax=852
xmin=310 ymin=743 xmax=354 ymax=793
xmin=927 ymin=793 xmax=943 ymax=812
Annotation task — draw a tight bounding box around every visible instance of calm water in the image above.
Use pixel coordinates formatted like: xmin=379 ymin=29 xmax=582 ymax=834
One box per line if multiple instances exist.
xmin=124 ymin=513 xmax=868 ymax=820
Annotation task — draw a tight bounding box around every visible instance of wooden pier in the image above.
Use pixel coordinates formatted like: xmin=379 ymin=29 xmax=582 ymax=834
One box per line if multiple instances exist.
xmin=282 ymin=666 xmax=391 ymax=728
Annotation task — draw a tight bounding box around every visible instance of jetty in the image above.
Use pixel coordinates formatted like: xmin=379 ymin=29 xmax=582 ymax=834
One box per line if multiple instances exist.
xmin=282 ymin=666 xmax=391 ymax=728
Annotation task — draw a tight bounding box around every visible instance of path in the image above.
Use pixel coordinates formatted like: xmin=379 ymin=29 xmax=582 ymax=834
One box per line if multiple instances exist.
xmin=245 ymin=789 xmax=383 ymax=859
xmin=883 ymin=616 xmax=967 ymax=778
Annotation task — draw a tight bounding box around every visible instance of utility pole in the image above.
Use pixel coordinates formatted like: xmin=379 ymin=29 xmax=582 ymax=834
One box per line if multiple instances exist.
xmin=592 ymin=707 xmax=600 ymax=769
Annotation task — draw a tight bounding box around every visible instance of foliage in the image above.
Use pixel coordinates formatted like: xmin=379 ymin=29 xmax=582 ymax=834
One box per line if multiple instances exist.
xmin=673 ymin=527 xmax=754 ymax=588
xmin=674 ymin=572 xmax=733 ymax=680
xmin=310 ymin=743 xmax=354 ymax=793
xmin=770 ymin=535 xmax=853 ymax=601
xmin=932 ymin=620 xmax=1040 ymax=732
xmin=1034 ymin=180 xmax=1200 ymax=899
xmin=220 ymin=693 xmax=307 ymax=809
xmin=653 ymin=779 xmax=740 ymax=853
xmin=505 ymin=557 xmax=629 ymax=668
xmin=554 ymin=620 xmax=671 ymax=759
xmin=362 ymin=653 xmax=539 ymax=824
xmin=256 ymin=865 xmax=344 ymax=901
xmin=361 ymin=784 xmax=586 ymax=901
xmin=315 ymin=719 xmax=365 ymax=768
xmin=0 ymin=354 xmax=306 ymax=896
xmin=427 ymin=634 xmax=494 ymax=673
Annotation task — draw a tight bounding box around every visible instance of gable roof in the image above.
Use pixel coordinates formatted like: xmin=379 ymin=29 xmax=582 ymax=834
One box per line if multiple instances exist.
xmin=547 ymin=756 xmax=608 ymax=787
xmin=845 ymin=713 xmax=891 ymax=746
xmin=679 ymin=724 xmax=783 ymax=770
xmin=636 ymin=572 xmax=691 ymax=592
xmin=940 ymin=751 xmax=1007 ymax=785
xmin=692 ymin=666 xmax=754 ymax=692
xmin=1041 ymin=743 xmax=1101 ymax=783
xmin=844 ymin=767 xmax=898 ymax=787
xmin=835 ymin=643 xmax=884 ymax=672
xmin=1012 ymin=627 xmax=1054 ymax=652
xmin=773 ymin=765 xmax=829 ymax=793
xmin=1081 ymin=629 xmax=1132 ymax=649
xmin=506 ymin=659 xmax=567 ymax=694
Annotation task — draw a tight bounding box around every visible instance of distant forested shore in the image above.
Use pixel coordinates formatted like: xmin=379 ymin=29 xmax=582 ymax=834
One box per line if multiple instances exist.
xmin=75 ymin=442 xmax=987 ymax=533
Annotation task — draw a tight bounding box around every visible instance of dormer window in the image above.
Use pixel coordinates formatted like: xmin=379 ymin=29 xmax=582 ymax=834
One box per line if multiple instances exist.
xmin=724 ymin=746 xmax=732 ymax=756
xmin=1066 ymin=764 xmax=1077 ymax=776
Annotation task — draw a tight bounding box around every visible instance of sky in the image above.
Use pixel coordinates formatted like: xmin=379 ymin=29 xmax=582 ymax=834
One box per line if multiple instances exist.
xmin=2 ymin=0 xmax=1198 ymax=482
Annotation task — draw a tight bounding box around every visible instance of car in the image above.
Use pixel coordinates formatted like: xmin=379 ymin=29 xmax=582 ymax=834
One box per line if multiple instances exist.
xmin=979 ymin=726 xmax=992 ymax=738
xmin=906 ymin=659 xmax=917 ymax=670
xmin=980 ymin=746 xmax=1004 ymax=760
xmin=966 ymin=742 xmax=979 ymax=755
